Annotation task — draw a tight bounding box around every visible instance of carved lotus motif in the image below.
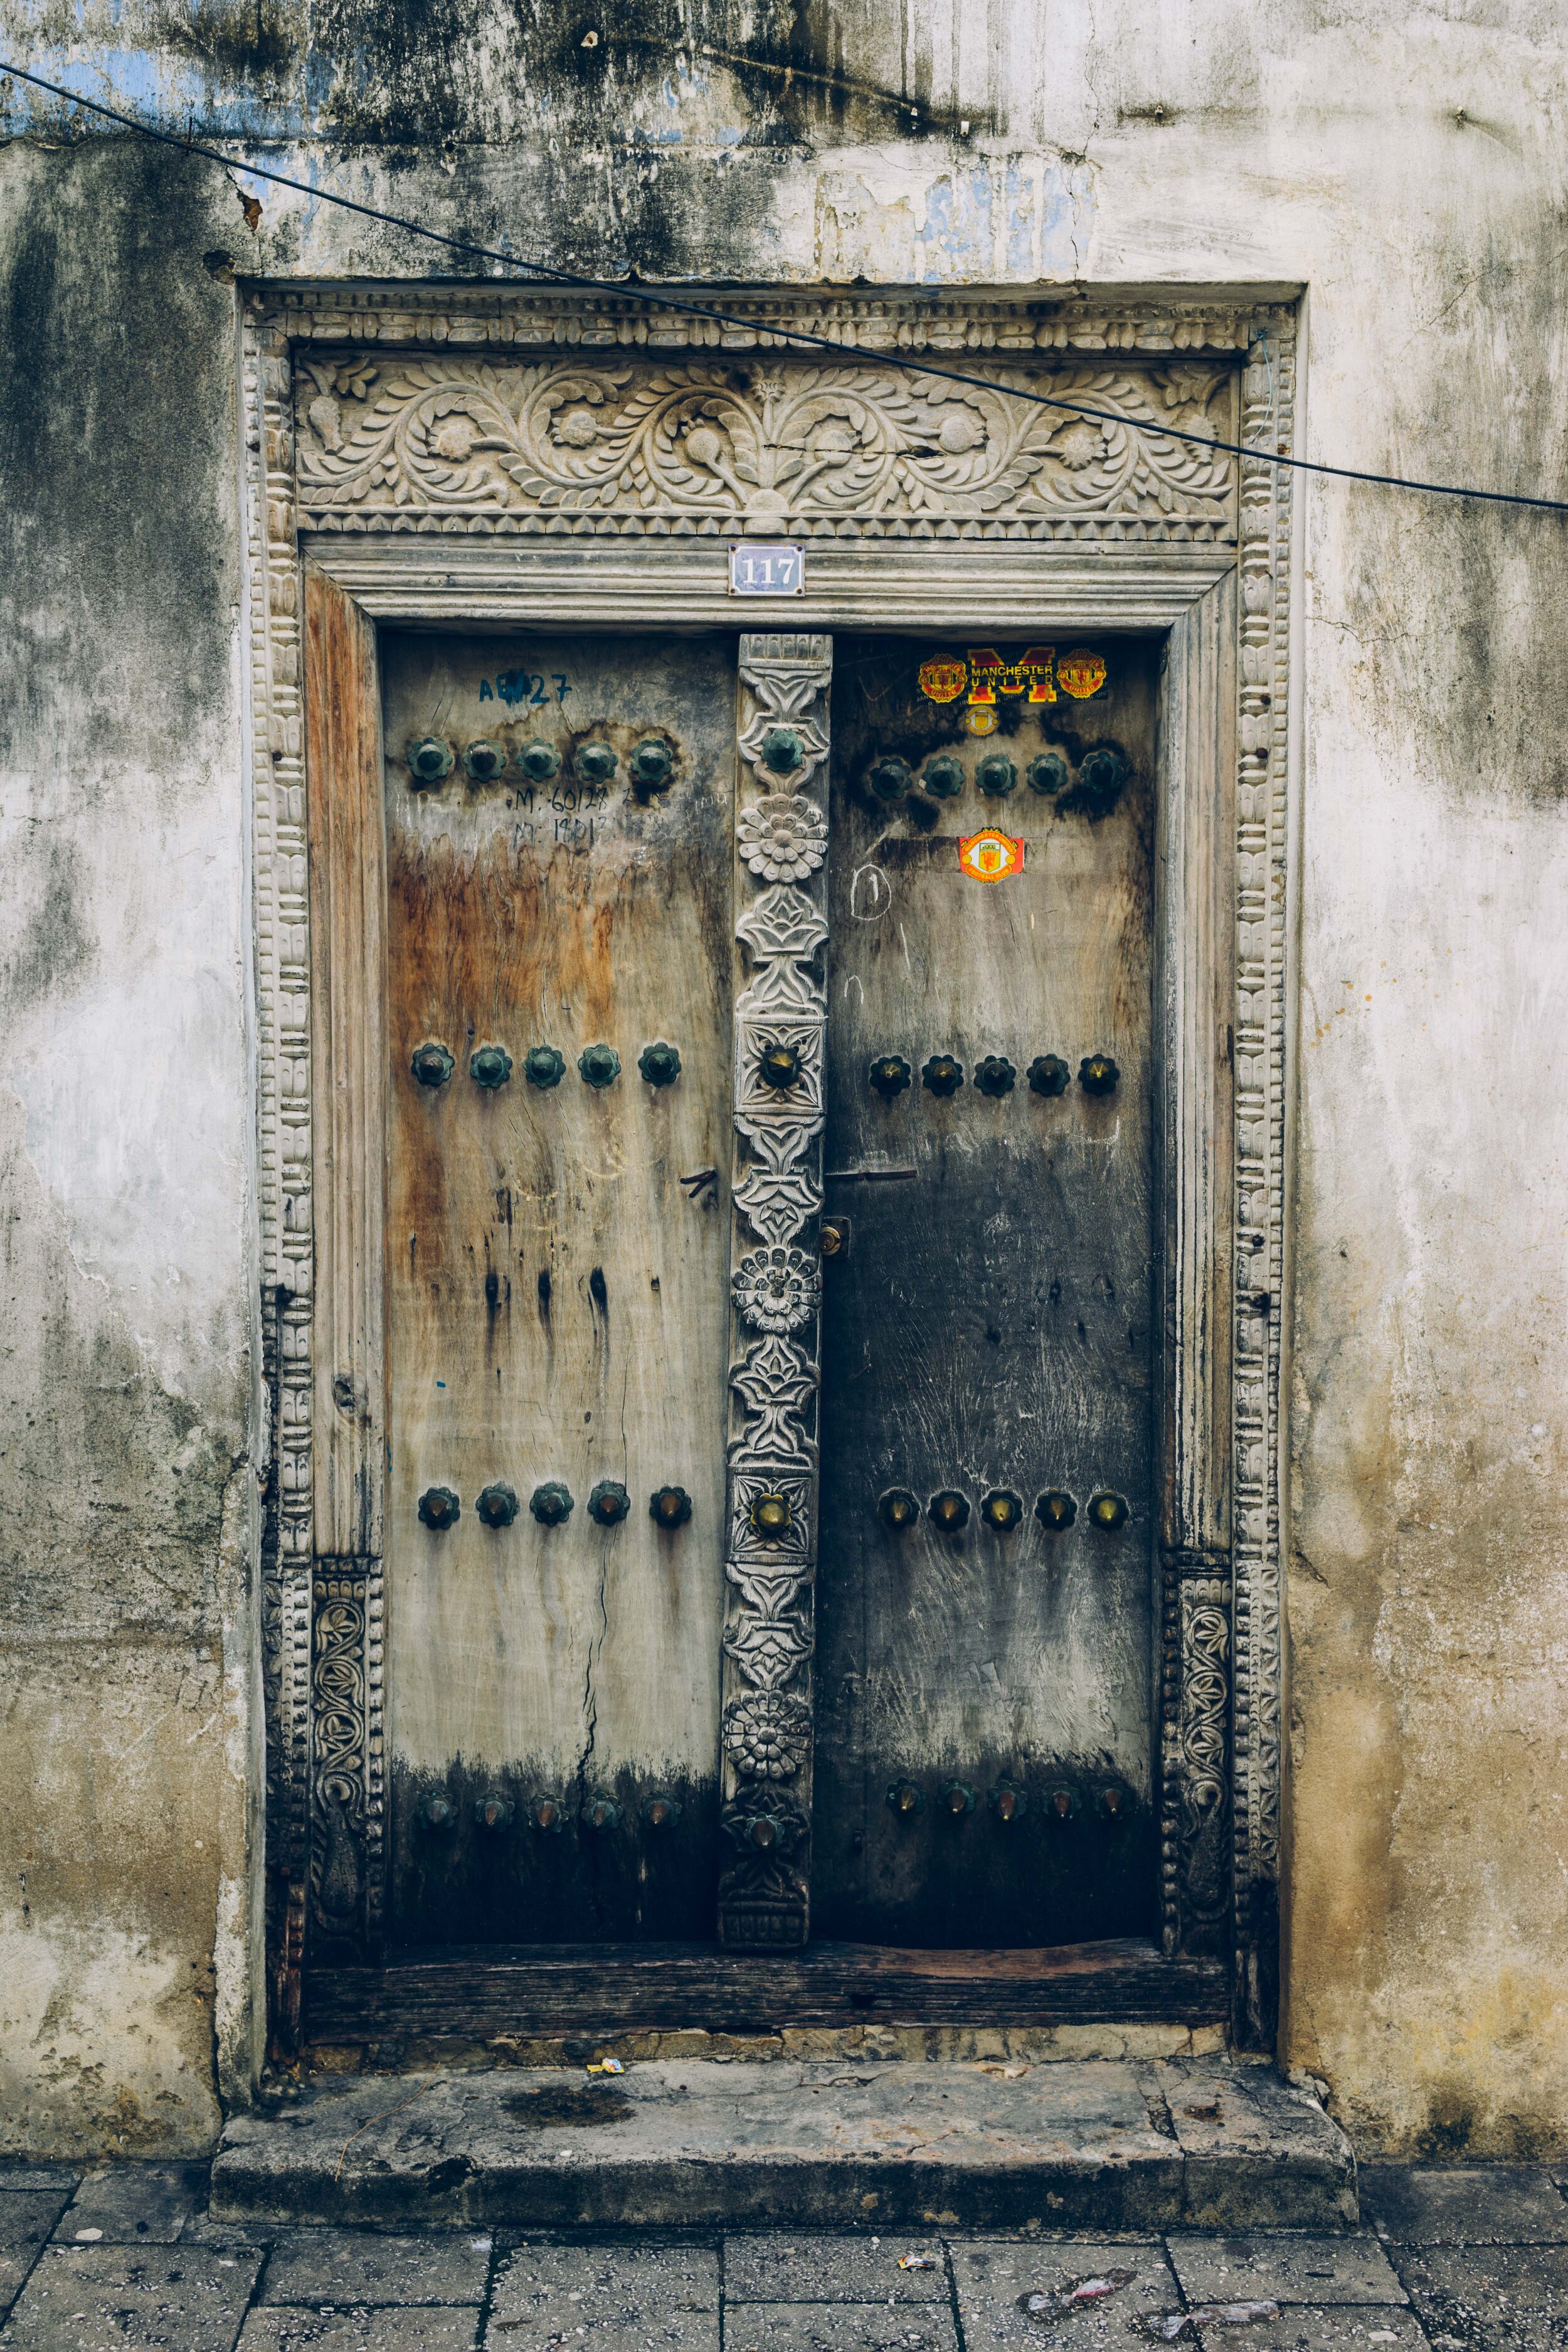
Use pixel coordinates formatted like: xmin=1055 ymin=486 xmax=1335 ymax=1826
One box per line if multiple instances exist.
xmin=556 ymin=405 xmax=601 ymax=448
xmin=723 ymin=1692 xmax=811 ymax=1781
xmin=733 ymin=1246 xmax=820 ymax=1334
xmin=1051 ymin=420 xmax=1106 ymax=472
xmin=432 ymin=415 xmax=479 ymax=462
xmin=738 ymin=795 xmax=828 ymax=884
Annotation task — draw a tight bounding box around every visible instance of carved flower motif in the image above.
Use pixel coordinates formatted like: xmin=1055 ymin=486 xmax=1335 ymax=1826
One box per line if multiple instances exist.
xmin=723 ymin=1692 xmax=810 ymax=1781
xmin=733 ymin=1245 xmax=820 ymax=1335
xmin=1051 ymin=420 xmax=1106 ymax=472
xmin=936 ymin=408 xmax=986 ymax=455
xmin=432 ymin=415 xmax=479 ymax=462
xmin=737 ymin=795 xmax=828 ymax=884
xmin=685 ymin=423 xmax=726 ymax=468
xmin=556 ymin=406 xmax=601 ymax=448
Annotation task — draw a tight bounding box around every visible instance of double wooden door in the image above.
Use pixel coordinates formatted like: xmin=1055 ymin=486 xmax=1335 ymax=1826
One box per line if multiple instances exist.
xmin=376 ymin=625 xmax=1156 ymax=1953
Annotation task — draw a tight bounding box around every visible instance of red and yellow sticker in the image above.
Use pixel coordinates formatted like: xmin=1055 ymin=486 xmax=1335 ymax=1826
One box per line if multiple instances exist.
xmin=1056 ymin=647 xmax=1108 ymax=699
xmin=917 ymin=657 xmax=968 ymax=704
xmin=958 ymin=829 xmax=1025 ymax=883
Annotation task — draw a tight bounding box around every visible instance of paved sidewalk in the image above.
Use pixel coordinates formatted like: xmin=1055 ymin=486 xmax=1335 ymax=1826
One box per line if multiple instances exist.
xmin=4 ymin=2157 xmax=1568 ymax=2349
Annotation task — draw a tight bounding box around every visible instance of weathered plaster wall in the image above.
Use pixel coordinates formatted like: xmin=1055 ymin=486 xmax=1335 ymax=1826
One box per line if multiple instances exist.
xmin=3 ymin=0 xmax=1567 ymax=2153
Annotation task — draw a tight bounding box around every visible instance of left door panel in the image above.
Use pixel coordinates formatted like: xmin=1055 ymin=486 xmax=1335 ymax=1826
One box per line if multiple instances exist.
xmin=379 ymin=632 xmax=734 ymax=1944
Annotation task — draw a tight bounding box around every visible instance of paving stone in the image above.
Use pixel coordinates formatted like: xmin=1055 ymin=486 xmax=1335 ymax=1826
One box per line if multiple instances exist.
xmin=0 ymin=2171 xmax=80 ymax=2196
xmin=1155 ymin=2067 xmax=1360 ymax=2232
xmin=261 ymin=2229 xmax=492 ymax=2307
xmin=1192 ymin=2314 xmax=1430 ymax=2350
xmin=0 ymin=2192 xmax=74 ymax=2322
xmin=485 ymin=2243 xmax=719 ymax=2352
xmin=723 ymin=2238 xmax=945 ymax=2302
xmin=1362 ymin=2168 xmax=1568 ymax=2246
xmin=238 ymin=2312 xmax=481 ymax=2350
xmin=1391 ymin=2243 xmax=1568 ymax=2349
xmin=1168 ymin=2237 xmax=1406 ymax=2307
xmin=721 ymin=2309 xmax=956 ymax=2352
xmin=1 ymin=2242 xmax=262 ymax=2351
xmin=60 ymin=2160 xmax=211 ymax=2243
xmin=949 ymin=2237 xmax=1179 ymax=2351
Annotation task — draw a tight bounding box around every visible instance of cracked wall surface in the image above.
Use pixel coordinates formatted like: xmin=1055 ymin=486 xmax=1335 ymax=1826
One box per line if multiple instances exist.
xmin=3 ymin=0 xmax=1568 ymax=2153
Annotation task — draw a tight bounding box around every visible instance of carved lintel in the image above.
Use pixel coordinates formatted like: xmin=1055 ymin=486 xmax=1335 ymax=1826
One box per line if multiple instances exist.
xmin=720 ymin=633 xmax=832 ymax=1949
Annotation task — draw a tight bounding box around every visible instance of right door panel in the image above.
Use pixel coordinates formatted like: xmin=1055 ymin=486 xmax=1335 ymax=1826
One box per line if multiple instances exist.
xmin=813 ymin=636 xmax=1159 ymax=1947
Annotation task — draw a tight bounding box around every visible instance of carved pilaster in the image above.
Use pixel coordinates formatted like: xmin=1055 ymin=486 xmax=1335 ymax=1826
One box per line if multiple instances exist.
xmin=719 ymin=633 xmax=833 ymax=1951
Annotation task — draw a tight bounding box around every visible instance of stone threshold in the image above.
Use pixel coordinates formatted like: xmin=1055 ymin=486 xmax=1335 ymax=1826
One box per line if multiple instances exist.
xmin=211 ymin=2055 xmax=1355 ymax=2233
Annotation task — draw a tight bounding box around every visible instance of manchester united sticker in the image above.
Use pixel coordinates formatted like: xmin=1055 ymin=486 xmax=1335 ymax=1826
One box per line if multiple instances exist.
xmin=958 ymin=829 xmax=1025 ymax=883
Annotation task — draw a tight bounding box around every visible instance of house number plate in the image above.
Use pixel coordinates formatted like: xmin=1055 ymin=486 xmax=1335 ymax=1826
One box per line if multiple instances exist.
xmin=729 ymin=543 xmax=806 ymax=597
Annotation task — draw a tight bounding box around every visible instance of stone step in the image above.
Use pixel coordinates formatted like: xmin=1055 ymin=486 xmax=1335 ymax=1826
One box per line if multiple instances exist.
xmin=211 ymin=2057 xmax=1355 ymax=2233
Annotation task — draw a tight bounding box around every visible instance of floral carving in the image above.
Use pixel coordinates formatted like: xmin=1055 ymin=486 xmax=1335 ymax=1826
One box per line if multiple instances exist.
xmin=723 ymin=1692 xmax=812 ymax=1780
xmin=294 ymin=358 xmax=1237 ymax=541
xmin=738 ymin=796 xmax=828 ymax=884
xmin=733 ymin=1246 xmax=820 ymax=1335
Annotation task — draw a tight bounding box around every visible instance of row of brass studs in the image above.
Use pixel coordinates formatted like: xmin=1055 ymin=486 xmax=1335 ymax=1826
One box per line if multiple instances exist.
xmin=411 ymin=1041 xmax=682 ymax=1091
xmin=406 ymin=736 xmax=677 ymax=793
xmin=864 ymin=746 xmax=1128 ymax=807
xmin=879 ymin=1488 xmax=1129 ymax=1534
xmin=418 ymin=1483 xmax=692 ymax=1531
xmin=870 ymin=1052 xmax=1118 ymax=1101
xmin=884 ymin=1778 xmax=1134 ymax=1823
xmin=418 ymin=1789 xmax=683 ymax=1835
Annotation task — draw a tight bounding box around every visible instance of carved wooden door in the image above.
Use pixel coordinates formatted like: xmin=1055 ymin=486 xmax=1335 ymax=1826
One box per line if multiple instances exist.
xmin=378 ymin=630 xmax=738 ymax=1943
xmin=812 ymin=637 xmax=1158 ymax=1947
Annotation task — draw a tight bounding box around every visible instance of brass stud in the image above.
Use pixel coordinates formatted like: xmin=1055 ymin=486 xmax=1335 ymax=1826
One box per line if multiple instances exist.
xmin=750 ymin=1491 xmax=793 ymax=1542
xmin=821 ymin=1217 xmax=848 ymax=1259
xmin=1079 ymin=1054 xmax=1120 ymax=1096
xmin=579 ymin=1044 xmax=622 ymax=1088
xmin=1099 ymin=1783 xmax=1130 ymax=1821
xmin=867 ymin=755 xmax=914 ymax=803
xmin=530 ymin=1794 xmax=565 ymax=1833
xmin=1027 ymin=1054 xmax=1071 ymax=1098
xmin=1046 ymin=1786 xmax=1079 ymax=1821
xmin=990 ymin=1782 xmax=1028 ymax=1823
xmin=869 ymin=1054 xmax=913 ymax=1099
xmin=975 ymin=1056 xmax=1016 ymax=1098
xmin=886 ymin=1780 xmax=924 ymax=1816
xmin=474 ymin=1793 xmax=514 ymax=1831
xmin=476 ymin=1483 xmax=519 ymax=1529
xmin=524 ymin=1044 xmax=566 ymax=1089
xmin=575 ymin=741 xmax=618 ymax=784
xmin=411 ymin=1041 xmax=455 ymax=1089
xmin=418 ymin=1793 xmax=456 ymax=1830
xmin=641 ymin=1792 xmax=681 ymax=1828
xmin=1088 ymin=1491 xmax=1129 ymax=1532
xmin=470 ymin=1044 xmax=512 ymax=1090
xmin=638 ymin=1041 xmax=682 ymax=1086
xmin=518 ymin=741 xmax=561 ymax=783
xmin=921 ymin=1054 xmax=964 ymax=1098
xmin=981 ymin=1489 xmax=1023 ymax=1532
xmin=463 ymin=739 xmax=508 ymax=783
xmin=930 ymin=1489 xmax=970 ymax=1533
xmin=879 ymin=1488 xmax=919 ymax=1532
xmin=745 ymin=1811 xmax=783 ymax=1849
xmin=588 ymin=1481 xmax=631 ymax=1527
xmin=921 ymin=754 xmax=965 ymax=800
xmin=1035 ymin=1489 xmax=1078 ymax=1531
xmin=650 ymin=1485 xmax=692 ymax=1529
xmin=975 ymin=752 xmax=1017 ymax=797
xmin=1027 ymin=751 xmax=1070 ymax=797
xmin=628 ymin=737 xmax=674 ymax=793
xmin=759 ymin=1042 xmax=801 ymax=1089
xmin=418 ymin=1486 xmax=460 ymax=1531
xmin=941 ymin=1781 xmax=977 ymax=1816
xmin=760 ymin=727 xmax=803 ymax=775
xmin=583 ymin=1795 xmax=621 ymax=1831
xmin=1078 ymin=744 xmax=1130 ymax=812
xmin=407 ymin=736 xmax=453 ymax=787
xmin=530 ymin=1481 xmax=574 ymax=1527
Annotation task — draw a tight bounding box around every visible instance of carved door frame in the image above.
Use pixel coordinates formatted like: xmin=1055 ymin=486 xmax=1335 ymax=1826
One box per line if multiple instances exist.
xmin=245 ymin=282 xmax=1295 ymax=2053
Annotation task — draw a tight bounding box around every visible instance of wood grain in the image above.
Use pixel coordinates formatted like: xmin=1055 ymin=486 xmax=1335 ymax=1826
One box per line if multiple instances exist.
xmin=305 ymin=1937 xmax=1227 ymax=2036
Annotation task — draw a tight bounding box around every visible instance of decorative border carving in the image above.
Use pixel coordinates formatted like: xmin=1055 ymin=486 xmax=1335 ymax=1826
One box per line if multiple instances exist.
xmin=719 ymin=635 xmax=832 ymax=1951
xmin=242 ymin=280 xmax=1295 ymax=2041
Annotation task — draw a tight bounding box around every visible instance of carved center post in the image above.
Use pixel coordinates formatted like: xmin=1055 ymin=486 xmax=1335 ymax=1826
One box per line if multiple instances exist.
xmin=719 ymin=634 xmax=833 ymax=1949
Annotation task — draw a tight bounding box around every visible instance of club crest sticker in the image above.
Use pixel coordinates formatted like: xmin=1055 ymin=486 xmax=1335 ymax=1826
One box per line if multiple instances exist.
xmin=958 ymin=829 xmax=1025 ymax=883
xmin=1057 ymin=647 xmax=1108 ymax=699
xmin=917 ymin=657 xmax=968 ymax=704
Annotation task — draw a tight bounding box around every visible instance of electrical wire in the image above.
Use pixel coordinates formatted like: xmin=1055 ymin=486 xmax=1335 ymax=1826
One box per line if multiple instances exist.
xmin=5 ymin=56 xmax=1567 ymax=517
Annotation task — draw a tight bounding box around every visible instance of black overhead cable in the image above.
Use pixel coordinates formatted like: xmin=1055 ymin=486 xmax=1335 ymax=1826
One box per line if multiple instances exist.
xmin=6 ymin=58 xmax=1568 ymax=519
